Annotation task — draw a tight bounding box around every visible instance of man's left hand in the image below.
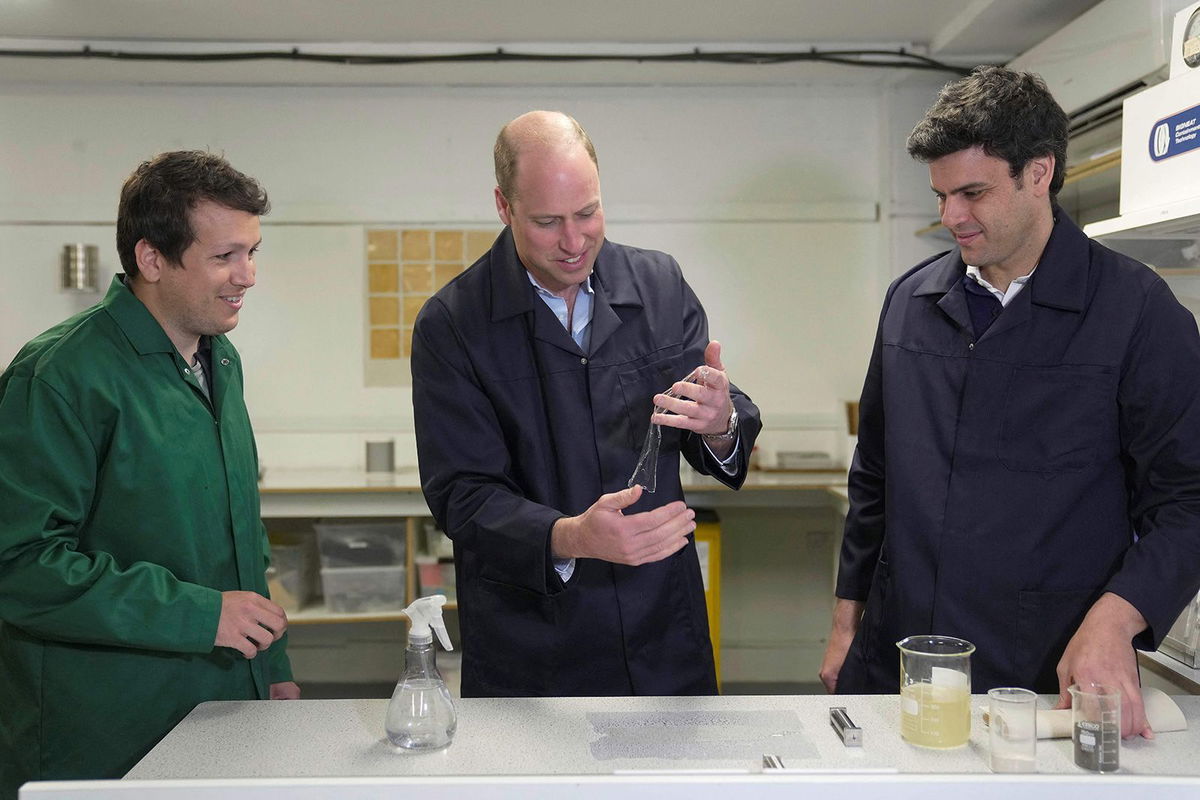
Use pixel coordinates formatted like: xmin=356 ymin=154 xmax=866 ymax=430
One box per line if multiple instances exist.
xmin=652 ymin=340 xmax=735 ymax=439
xmin=1053 ymin=592 xmax=1151 ymax=739
xmin=270 ymin=681 xmax=301 ymax=700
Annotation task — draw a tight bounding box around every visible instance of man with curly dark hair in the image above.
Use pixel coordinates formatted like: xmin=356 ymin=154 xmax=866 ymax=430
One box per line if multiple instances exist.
xmin=821 ymin=67 xmax=1200 ymax=740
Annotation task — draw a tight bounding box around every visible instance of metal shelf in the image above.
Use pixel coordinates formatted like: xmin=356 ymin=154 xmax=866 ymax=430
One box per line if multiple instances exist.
xmin=268 ymin=513 xmax=457 ymax=626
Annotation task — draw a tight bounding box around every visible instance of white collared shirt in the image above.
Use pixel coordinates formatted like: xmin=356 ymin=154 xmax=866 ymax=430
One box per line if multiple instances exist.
xmin=965 ymin=264 xmax=1037 ymax=307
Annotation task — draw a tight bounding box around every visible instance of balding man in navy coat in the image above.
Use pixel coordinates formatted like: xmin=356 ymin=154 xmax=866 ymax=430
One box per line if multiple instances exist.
xmin=412 ymin=111 xmax=761 ymax=697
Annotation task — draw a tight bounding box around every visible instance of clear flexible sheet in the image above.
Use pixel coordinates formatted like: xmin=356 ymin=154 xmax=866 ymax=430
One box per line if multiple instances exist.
xmin=627 ymin=367 xmax=705 ymax=492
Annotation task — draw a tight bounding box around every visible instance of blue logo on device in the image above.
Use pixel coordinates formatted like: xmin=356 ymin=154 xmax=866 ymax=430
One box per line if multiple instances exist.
xmin=1149 ymin=103 xmax=1200 ymax=162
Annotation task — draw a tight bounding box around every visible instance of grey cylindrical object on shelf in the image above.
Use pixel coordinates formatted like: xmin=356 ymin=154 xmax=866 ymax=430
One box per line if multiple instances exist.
xmin=61 ymin=244 xmax=99 ymax=291
xmin=366 ymin=440 xmax=395 ymax=473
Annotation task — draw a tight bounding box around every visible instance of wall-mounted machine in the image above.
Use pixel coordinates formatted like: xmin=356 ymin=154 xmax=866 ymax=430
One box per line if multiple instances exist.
xmin=1084 ymin=0 xmax=1200 ymax=273
xmin=1009 ymin=0 xmax=1194 ymax=130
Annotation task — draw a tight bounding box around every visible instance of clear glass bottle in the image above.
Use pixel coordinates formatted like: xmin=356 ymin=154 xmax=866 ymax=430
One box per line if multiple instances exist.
xmin=385 ymin=595 xmax=457 ymax=751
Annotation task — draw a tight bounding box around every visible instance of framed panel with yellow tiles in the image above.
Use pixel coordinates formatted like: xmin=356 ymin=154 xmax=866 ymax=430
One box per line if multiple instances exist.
xmin=364 ymin=227 xmax=499 ymax=386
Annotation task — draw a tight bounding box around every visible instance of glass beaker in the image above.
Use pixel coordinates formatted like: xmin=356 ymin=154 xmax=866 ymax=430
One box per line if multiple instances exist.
xmin=896 ymin=634 xmax=975 ymax=748
xmin=1069 ymin=683 xmax=1120 ymax=772
xmin=988 ymin=687 xmax=1038 ymax=772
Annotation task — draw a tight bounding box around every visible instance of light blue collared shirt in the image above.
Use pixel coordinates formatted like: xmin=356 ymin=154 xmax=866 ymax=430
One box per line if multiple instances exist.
xmin=528 ymin=273 xmax=594 ymax=351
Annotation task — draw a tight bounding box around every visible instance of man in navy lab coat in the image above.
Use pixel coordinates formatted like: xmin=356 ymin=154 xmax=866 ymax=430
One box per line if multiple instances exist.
xmin=820 ymin=66 xmax=1200 ymax=738
xmin=411 ymin=111 xmax=761 ymax=697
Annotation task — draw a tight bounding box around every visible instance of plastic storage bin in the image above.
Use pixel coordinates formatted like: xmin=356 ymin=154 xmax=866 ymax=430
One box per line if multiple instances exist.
xmin=415 ymin=556 xmax=457 ymax=603
xmin=314 ymin=520 xmax=404 ymax=567
xmin=320 ymin=565 xmax=406 ymax=614
xmin=267 ymin=541 xmax=315 ymax=613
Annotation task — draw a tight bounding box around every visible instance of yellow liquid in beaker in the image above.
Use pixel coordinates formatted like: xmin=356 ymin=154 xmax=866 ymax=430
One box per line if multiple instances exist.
xmin=900 ymin=683 xmax=971 ymax=748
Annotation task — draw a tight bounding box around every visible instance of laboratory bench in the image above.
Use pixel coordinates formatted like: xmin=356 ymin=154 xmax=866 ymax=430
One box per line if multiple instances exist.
xmin=258 ymin=465 xmax=849 ymax=617
xmin=21 ymin=693 xmax=1200 ymax=798
xmin=260 ymin=467 xmax=851 ymax=688
xmin=259 ymin=468 xmax=1200 ymax=695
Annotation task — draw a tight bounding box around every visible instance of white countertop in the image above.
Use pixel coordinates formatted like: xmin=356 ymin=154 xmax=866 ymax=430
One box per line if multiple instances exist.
xmin=126 ymin=693 xmax=1200 ymax=780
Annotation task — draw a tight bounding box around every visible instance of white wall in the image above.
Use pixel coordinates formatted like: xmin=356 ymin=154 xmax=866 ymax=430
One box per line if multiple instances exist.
xmin=881 ymin=75 xmax=954 ymax=279
xmin=0 ymin=81 xmax=926 ymax=469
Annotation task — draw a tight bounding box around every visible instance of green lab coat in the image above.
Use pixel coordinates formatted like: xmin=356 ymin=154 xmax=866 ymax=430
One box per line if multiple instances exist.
xmin=0 ymin=276 xmax=291 ymax=797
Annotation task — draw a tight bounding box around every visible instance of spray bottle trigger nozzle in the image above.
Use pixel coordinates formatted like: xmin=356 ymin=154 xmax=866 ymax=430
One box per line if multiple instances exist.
xmin=402 ymin=594 xmax=453 ymax=651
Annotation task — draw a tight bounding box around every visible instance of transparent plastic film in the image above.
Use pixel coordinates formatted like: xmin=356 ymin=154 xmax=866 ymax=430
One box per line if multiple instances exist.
xmin=627 ymin=366 xmax=707 ymax=493
xmin=628 ymin=418 xmax=664 ymax=493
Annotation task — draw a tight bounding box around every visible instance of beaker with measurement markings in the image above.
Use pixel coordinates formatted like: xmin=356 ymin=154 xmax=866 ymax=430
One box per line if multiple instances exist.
xmin=1070 ymin=682 xmax=1120 ymax=772
xmin=897 ymin=635 xmax=975 ymax=748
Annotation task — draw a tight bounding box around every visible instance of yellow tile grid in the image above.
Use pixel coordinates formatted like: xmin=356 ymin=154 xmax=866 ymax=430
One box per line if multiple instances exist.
xmin=370 ymin=329 xmax=401 ymax=360
xmin=366 ymin=226 xmax=499 ymax=382
xmin=367 ymin=229 xmax=398 ymax=261
xmin=369 ymin=296 xmax=400 ymax=327
xmin=434 ymin=230 xmax=464 ymax=262
xmin=402 ymin=229 xmax=432 ymax=261
xmin=467 ymin=230 xmax=497 ymax=261
xmin=403 ymin=295 xmax=429 ymax=327
xmin=402 ymin=263 xmax=434 ymax=294
xmin=368 ymin=263 xmax=399 ymax=294
xmin=434 ymin=263 xmax=463 ymax=288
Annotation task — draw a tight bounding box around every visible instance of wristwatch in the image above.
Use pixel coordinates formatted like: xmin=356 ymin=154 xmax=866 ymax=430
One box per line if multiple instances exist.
xmin=704 ymin=406 xmax=739 ymax=442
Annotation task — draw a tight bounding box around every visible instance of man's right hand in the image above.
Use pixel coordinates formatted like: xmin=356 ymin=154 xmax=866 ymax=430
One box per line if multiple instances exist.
xmin=551 ymin=485 xmax=695 ymax=566
xmin=215 ymin=591 xmax=288 ymax=659
xmin=819 ymin=598 xmax=865 ymax=693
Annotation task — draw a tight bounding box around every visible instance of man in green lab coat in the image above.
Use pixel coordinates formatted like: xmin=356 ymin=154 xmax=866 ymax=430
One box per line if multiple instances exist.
xmin=0 ymin=151 xmax=298 ymax=798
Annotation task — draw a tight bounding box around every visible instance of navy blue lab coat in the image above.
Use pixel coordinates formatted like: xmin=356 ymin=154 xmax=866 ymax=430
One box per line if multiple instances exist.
xmin=837 ymin=210 xmax=1200 ymax=694
xmin=411 ymin=229 xmax=762 ymax=697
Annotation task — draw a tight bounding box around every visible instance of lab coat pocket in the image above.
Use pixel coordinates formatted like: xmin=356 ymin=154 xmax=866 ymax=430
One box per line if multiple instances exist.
xmin=999 ymin=365 xmax=1114 ymax=474
xmin=1016 ymin=587 xmax=1095 ymax=692
xmin=617 ymin=349 xmax=687 ymax=451
xmin=470 ymin=576 xmax=558 ymax=694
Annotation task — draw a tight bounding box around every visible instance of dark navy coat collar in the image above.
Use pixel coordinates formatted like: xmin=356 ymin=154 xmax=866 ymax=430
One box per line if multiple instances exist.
xmin=489 ymin=227 xmax=645 ymax=315
xmin=489 ymin=227 xmax=537 ymax=322
xmin=486 ymin=226 xmax=645 ymax=355
xmin=912 ymin=208 xmax=1090 ymax=315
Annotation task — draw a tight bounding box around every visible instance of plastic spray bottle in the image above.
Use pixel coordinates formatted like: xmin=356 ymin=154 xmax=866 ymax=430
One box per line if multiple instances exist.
xmin=385 ymin=594 xmax=457 ymax=751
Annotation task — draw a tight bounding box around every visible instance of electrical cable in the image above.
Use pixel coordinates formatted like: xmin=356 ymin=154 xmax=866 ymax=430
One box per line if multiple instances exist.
xmin=0 ymin=45 xmax=974 ymax=75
